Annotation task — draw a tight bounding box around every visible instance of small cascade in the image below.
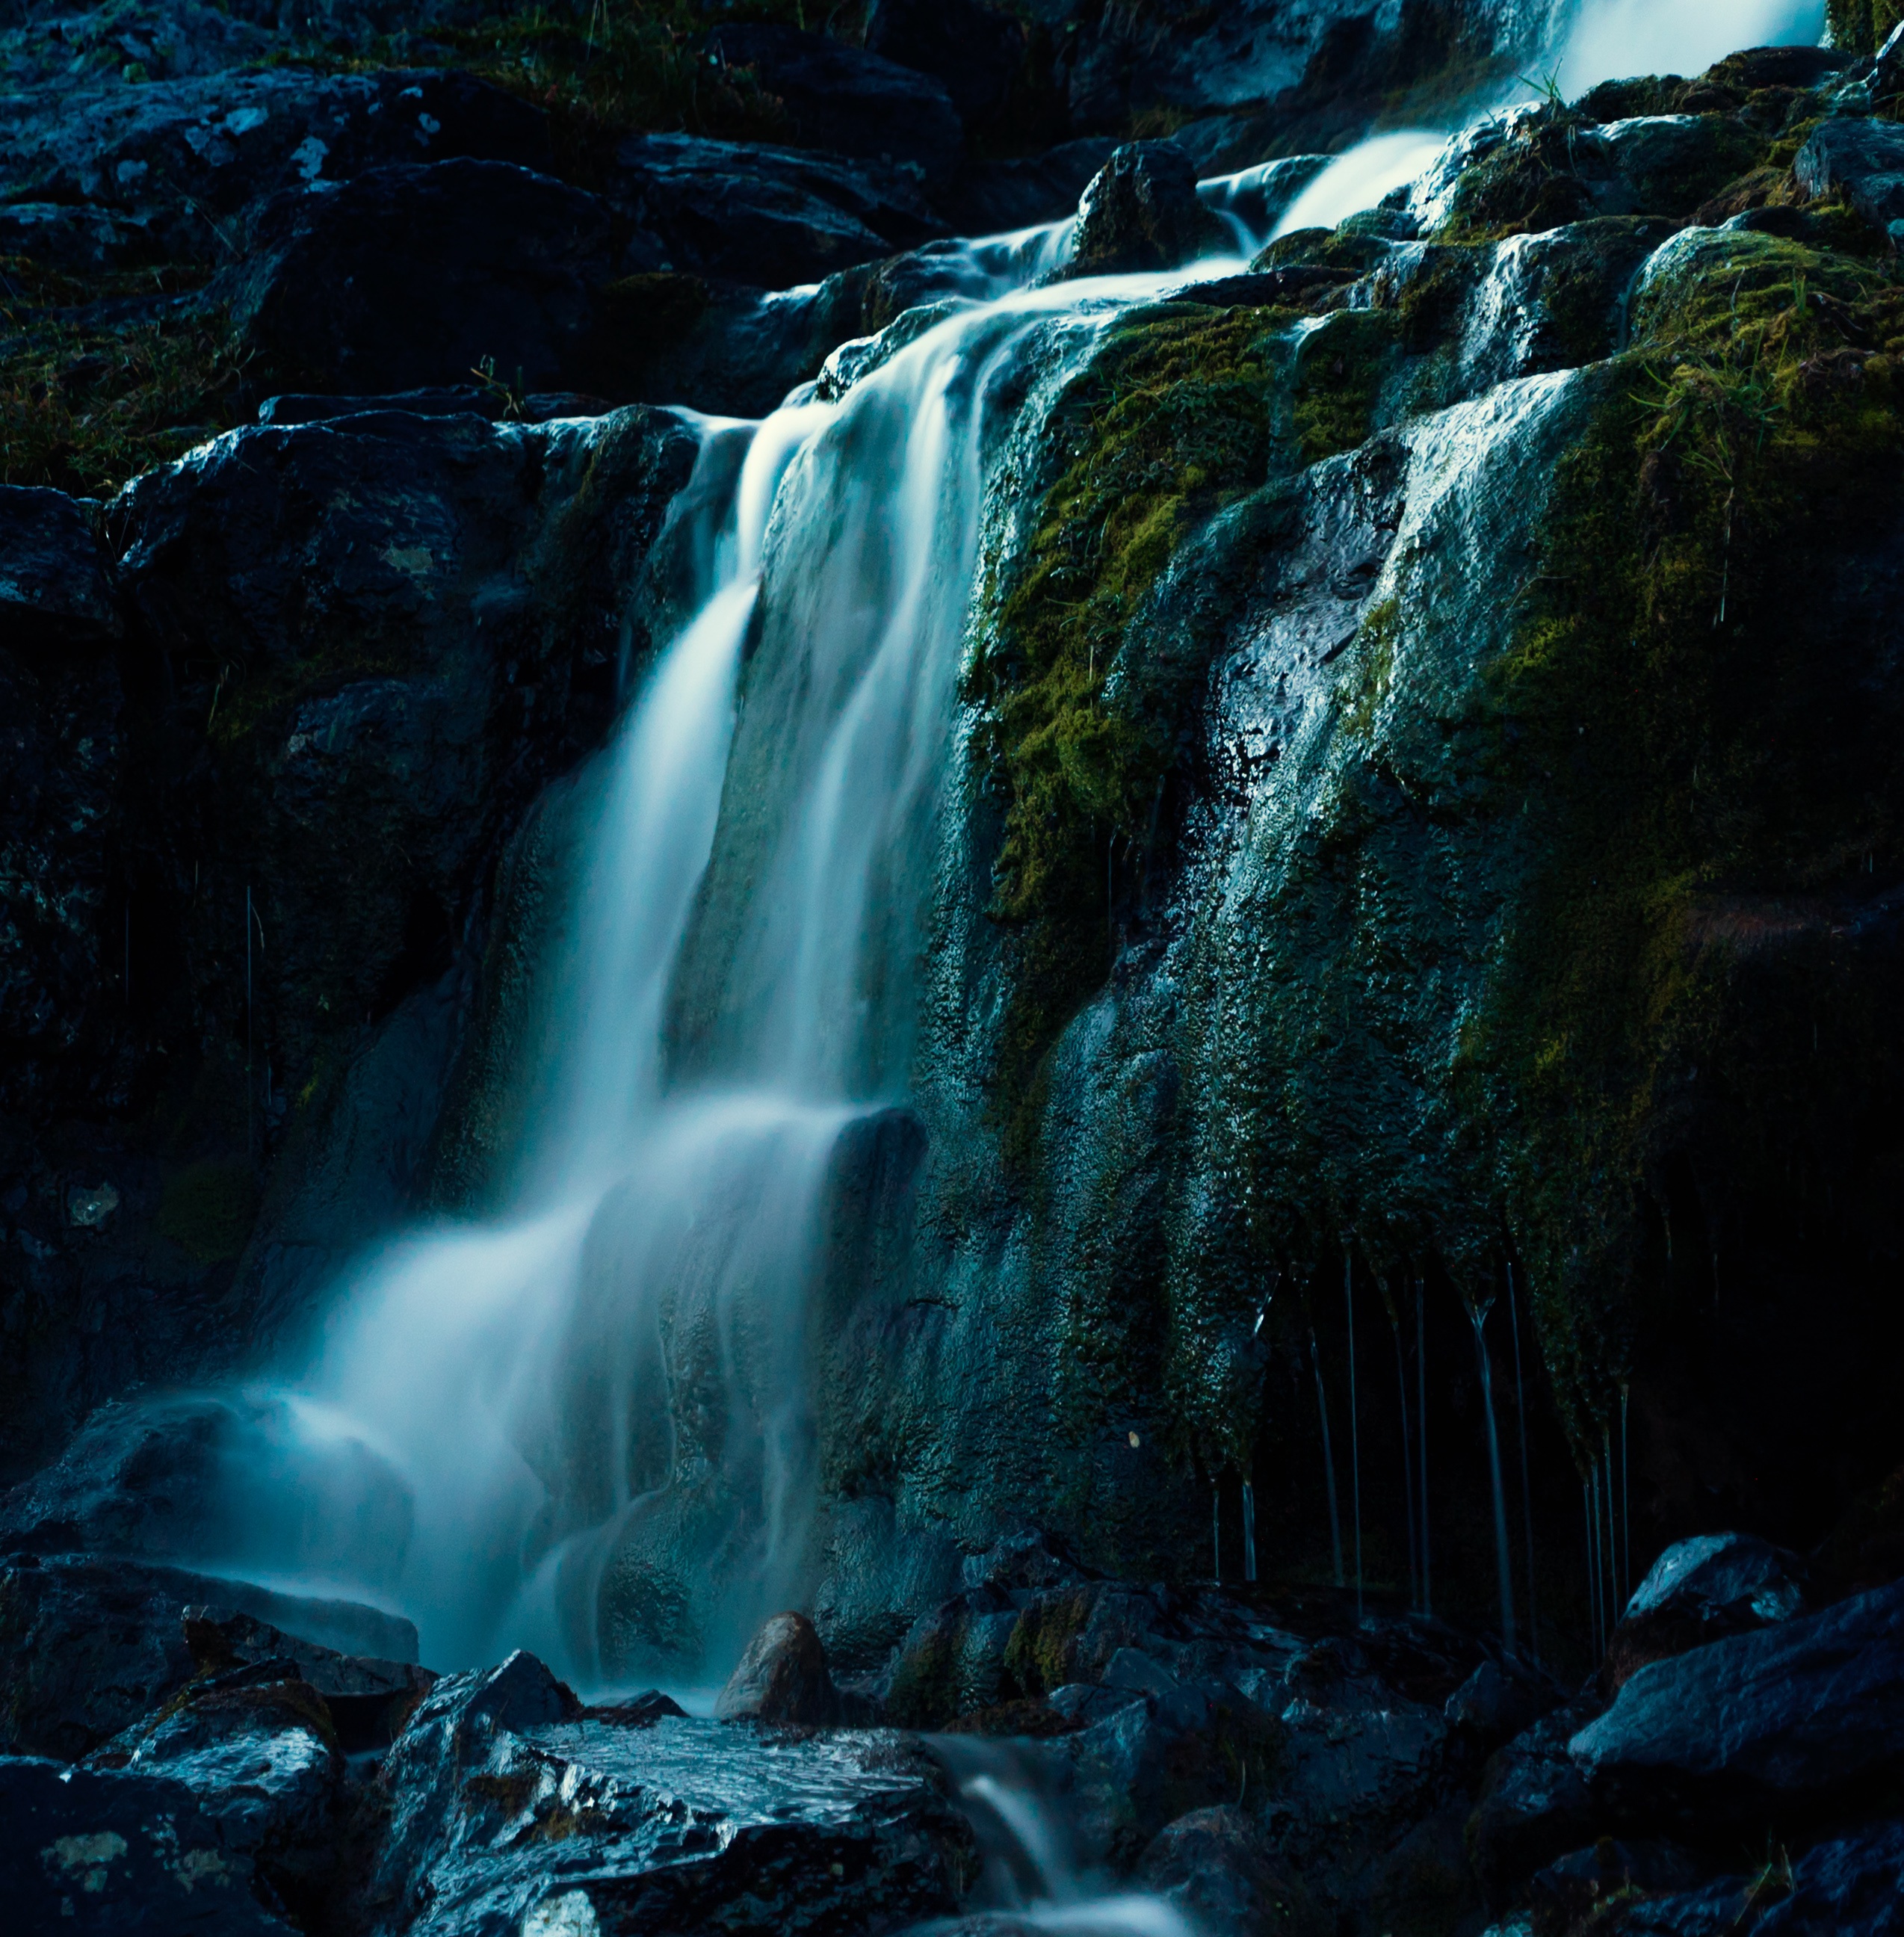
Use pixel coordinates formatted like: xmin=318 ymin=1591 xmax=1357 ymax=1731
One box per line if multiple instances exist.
xmin=933 ymin=1736 xmax=1195 ymax=1936
xmin=1417 ymin=1276 xmax=1431 ymax=1620
xmin=1468 ymin=1291 xmax=1518 ymax=1656
xmin=1311 ymin=1326 xmax=1346 ymax=1589
xmin=1602 ymin=1427 xmax=1622 ymax=1617
xmin=1242 ymin=1479 xmax=1258 ymax=1585
xmin=1620 ymin=1383 xmax=1633 ymax=1601
xmin=1383 ymin=1279 xmax=1418 ymax=1615
xmin=1586 ymin=1463 xmax=1605 ymax=1656
xmin=1506 ymin=1265 xmax=1540 ymax=1666
xmin=1344 ymin=1250 xmax=1364 ymax=1625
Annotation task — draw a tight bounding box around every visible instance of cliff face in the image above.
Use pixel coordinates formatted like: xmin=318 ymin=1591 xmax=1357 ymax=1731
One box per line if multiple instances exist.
xmin=5 ymin=1 xmax=1904 ymax=1681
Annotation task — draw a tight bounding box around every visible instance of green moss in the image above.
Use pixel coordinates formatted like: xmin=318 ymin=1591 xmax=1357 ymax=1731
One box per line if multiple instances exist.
xmin=1827 ymin=0 xmax=1904 ymax=55
xmin=1002 ymin=1590 xmax=1092 ymax=1696
xmin=1293 ymin=309 xmax=1398 ymax=466
xmin=157 ymin=1158 xmax=259 ymax=1264
xmin=971 ymin=306 xmax=1292 ymax=1143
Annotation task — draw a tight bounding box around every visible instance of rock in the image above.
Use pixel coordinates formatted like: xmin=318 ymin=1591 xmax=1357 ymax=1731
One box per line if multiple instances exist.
xmin=716 ymin=1610 xmax=841 ymax=1724
xmin=1140 ymin=1805 xmax=1325 ymax=1937
xmin=223 ymin=158 xmax=621 ymax=397
xmin=1796 ymin=117 xmax=1904 ymax=237
xmin=1610 ymin=1821 xmax=1904 ymax=1936
xmin=0 ymin=1752 xmax=294 ymax=1933
xmin=0 ymin=1550 xmax=418 ymax=1759
xmin=1370 ymin=1805 xmax=1484 ymax=1937
xmin=607 ymin=132 xmax=945 ymax=288
xmin=368 ymin=1648 xmax=968 ymax=1934
xmin=1527 ymin=1839 xmax=1707 ymax=1936
xmin=702 ymin=23 xmax=964 ymax=188
xmin=1444 ymin=1658 xmax=1563 ymax=1748
xmin=940 ymin=138 xmax=1118 ymax=236
xmin=1570 ymin=1576 xmax=1904 ymax=1831
xmin=1467 ymin=1698 xmax=1604 ymax=1912
xmin=1603 ymin=1532 xmax=1808 ymax=1692
xmin=864 ymin=0 xmax=1027 ymax=124
xmin=1063 ymin=140 xmax=1225 ymax=277
xmin=0 ymin=67 xmax=553 ymax=268
xmin=0 ymin=485 xmax=118 ymax=649
xmin=85 ymin=1663 xmax=342 ymax=1903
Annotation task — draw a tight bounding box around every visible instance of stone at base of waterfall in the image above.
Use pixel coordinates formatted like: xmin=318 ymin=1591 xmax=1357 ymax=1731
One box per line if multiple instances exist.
xmin=1140 ymin=1805 xmax=1326 ymax=1937
xmin=372 ymin=1650 xmax=971 ymax=1934
xmin=1445 ymin=1657 xmax=1564 ymax=1748
xmin=1601 ymin=1532 xmax=1808 ymax=1693
xmin=1063 ymin=140 xmax=1226 ymax=277
xmin=1570 ymin=1576 xmax=1904 ymax=1828
xmin=1467 ymin=1697 xmax=1604 ymax=1912
xmin=716 ymin=1610 xmax=841 ymax=1725
xmin=0 ymin=1755 xmax=294 ymax=1933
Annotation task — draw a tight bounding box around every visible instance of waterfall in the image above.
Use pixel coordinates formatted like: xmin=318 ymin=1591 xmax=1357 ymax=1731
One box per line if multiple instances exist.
xmin=1384 ymin=1281 xmax=1418 ymax=1615
xmin=1507 ymin=1264 xmax=1539 ymax=1666
xmin=1344 ymin=1251 xmax=1363 ymax=1625
xmin=1554 ymin=0 xmax=1826 ymax=94
xmin=1468 ymin=1293 xmax=1517 ymax=1656
xmin=1417 ymin=1276 xmax=1431 ymax=1620
xmin=1310 ymin=1327 xmax=1346 ymax=1589
xmin=1242 ymin=1478 xmax=1258 ymax=1585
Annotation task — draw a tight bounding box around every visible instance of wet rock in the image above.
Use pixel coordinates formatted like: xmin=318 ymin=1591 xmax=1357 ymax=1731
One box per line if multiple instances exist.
xmin=1141 ymin=1804 xmax=1325 ymax=1937
xmin=1602 ymin=1532 xmax=1808 ymax=1693
xmin=1467 ymin=1698 xmax=1604 ymax=1912
xmin=0 ymin=1550 xmax=417 ymax=1759
xmin=0 ymin=67 xmax=553 ymax=267
xmin=702 ymin=23 xmax=964 ymax=188
xmin=864 ymin=0 xmax=1027 ymax=125
xmin=0 ymin=1752 xmax=293 ymax=1933
xmin=223 ymin=158 xmax=621 ymax=397
xmin=1607 ymin=1820 xmax=1904 ymax=1936
xmin=1571 ymin=1575 xmax=1904 ymax=1830
xmin=1064 ymin=140 xmax=1225 ymax=277
xmin=1797 ymin=117 xmax=1904 ymax=238
xmin=85 ymin=1663 xmax=343 ymax=1903
xmin=1527 ymin=1839 xmax=1707 ymax=1936
xmin=716 ymin=1610 xmax=841 ymax=1724
xmin=607 ymin=132 xmax=945 ymax=289
xmin=1370 ymin=1805 xmax=1483 ymax=1937
xmin=368 ymin=1649 xmax=969 ymax=1935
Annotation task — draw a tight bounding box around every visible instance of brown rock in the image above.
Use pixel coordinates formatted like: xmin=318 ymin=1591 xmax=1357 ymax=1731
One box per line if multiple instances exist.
xmin=715 ymin=1611 xmax=839 ymax=1725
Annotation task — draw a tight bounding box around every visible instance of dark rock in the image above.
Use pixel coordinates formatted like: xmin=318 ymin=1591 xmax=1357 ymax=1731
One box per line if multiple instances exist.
xmin=1796 ymin=117 xmax=1904 ymax=237
xmin=715 ymin=1610 xmax=841 ymax=1724
xmin=84 ymin=1666 xmax=342 ymax=1902
xmin=1603 ymin=1532 xmax=1808 ymax=1692
xmin=1140 ymin=1804 xmax=1325 ymax=1937
xmin=0 ymin=1551 xmax=417 ymax=1759
xmin=1444 ymin=1657 xmax=1562 ymax=1748
xmin=1176 ymin=265 xmax=1356 ymax=307
xmin=1754 ymin=1819 xmax=1904 ymax=1936
xmin=0 ymin=1753 xmax=293 ymax=1933
xmin=223 ymin=158 xmax=620 ymax=397
xmin=0 ymin=67 xmax=553 ymax=268
xmin=864 ymin=0 xmax=1027 ymax=124
xmin=580 ymin=1688 xmax=688 ymax=1727
xmin=0 ymin=485 xmax=118 ymax=649
xmin=1467 ymin=1697 xmax=1604 ymax=1911
xmin=1369 ymin=1805 xmax=1483 ymax=1937
xmin=940 ymin=138 xmax=1118 ymax=236
xmin=1571 ymin=1575 xmax=1904 ymax=1831
xmin=1063 ymin=140 xmax=1225 ymax=277
xmin=702 ymin=23 xmax=964 ymax=188
xmin=1528 ymin=1838 xmax=1707 ymax=1936
xmin=367 ymin=1649 xmax=968 ymax=1933
xmin=607 ymin=132 xmax=945 ymax=288
xmin=258 ymin=387 xmax=493 ymax=425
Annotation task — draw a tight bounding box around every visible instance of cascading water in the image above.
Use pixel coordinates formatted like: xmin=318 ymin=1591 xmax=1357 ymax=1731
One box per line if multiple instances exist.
xmin=1468 ymin=1292 xmax=1518 ymax=1657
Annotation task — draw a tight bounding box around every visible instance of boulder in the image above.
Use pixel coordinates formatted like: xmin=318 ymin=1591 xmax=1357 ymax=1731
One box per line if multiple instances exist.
xmin=607 ymin=132 xmax=945 ymax=289
xmin=1444 ymin=1657 xmax=1563 ymax=1748
xmin=1611 ymin=1820 xmax=1904 ymax=1936
xmin=940 ymin=138 xmax=1118 ymax=236
xmin=1140 ymin=1805 xmax=1325 ymax=1937
xmin=716 ymin=1610 xmax=841 ymax=1724
xmin=223 ymin=158 xmax=622 ymax=397
xmin=1369 ymin=1805 xmax=1483 ymax=1937
xmin=1466 ymin=1698 xmax=1604 ymax=1911
xmin=702 ymin=23 xmax=964 ymax=188
xmin=1527 ymin=1838 xmax=1707 ymax=1936
xmin=0 ymin=1753 xmax=294 ymax=1933
xmin=1796 ymin=117 xmax=1904 ymax=239
xmin=0 ymin=486 xmax=119 ymax=649
xmin=0 ymin=1551 xmax=418 ymax=1759
xmin=864 ymin=0 xmax=1027 ymax=124
xmin=1603 ymin=1532 xmax=1808 ymax=1692
xmin=1063 ymin=140 xmax=1225 ymax=277
xmin=370 ymin=1649 xmax=969 ymax=1933
xmin=0 ymin=67 xmax=554 ymax=267
xmin=85 ymin=1662 xmax=342 ymax=1900
xmin=1570 ymin=1576 xmax=1904 ymax=1830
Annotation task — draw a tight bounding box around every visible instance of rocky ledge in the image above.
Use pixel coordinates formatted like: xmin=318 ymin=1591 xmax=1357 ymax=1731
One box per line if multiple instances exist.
xmin=1 ymin=1524 xmax=1900 ymax=1935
